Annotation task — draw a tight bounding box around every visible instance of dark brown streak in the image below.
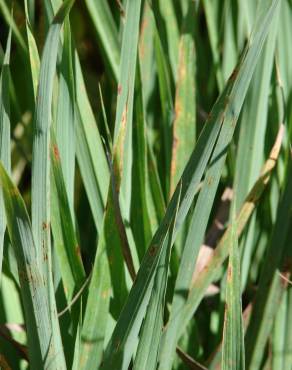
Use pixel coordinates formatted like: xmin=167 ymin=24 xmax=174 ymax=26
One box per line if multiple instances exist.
xmin=105 ymin=144 xmax=136 ymax=282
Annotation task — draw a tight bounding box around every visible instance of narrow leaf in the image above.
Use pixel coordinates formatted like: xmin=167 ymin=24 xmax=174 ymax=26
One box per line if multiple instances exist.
xmin=221 ymin=198 xmax=245 ymax=370
xmin=0 ymin=163 xmax=58 ymax=369
xmin=0 ymin=29 xmax=11 ymax=278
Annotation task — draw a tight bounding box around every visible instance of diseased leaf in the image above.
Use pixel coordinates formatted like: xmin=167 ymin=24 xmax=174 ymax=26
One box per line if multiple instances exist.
xmin=159 ymin=2 xmax=280 ymax=368
xmin=0 ymin=29 xmax=11 ymax=278
xmin=221 ymin=197 xmax=245 ymax=370
xmin=0 ymin=162 xmax=59 ymax=369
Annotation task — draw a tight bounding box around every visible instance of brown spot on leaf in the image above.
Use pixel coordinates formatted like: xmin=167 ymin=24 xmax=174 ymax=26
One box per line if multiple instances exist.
xmin=227 ymin=265 xmax=232 ymax=282
xmin=18 ymin=269 xmax=27 ymax=283
xmin=42 ymin=222 xmax=49 ymax=230
xmin=228 ymin=66 xmax=239 ymax=82
xmin=206 ymin=112 xmax=213 ymax=122
xmin=140 ymin=17 xmax=148 ymax=38
xmin=224 ymin=96 xmax=230 ymax=109
xmin=43 ymin=252 xmax=48 ymax=261
xmin=118 ymin=84 xmax=122 ymax=95
xmin=207 ymin=176 xmax=214 ymax=186
xmin=76 ymin=245 xmax=81 ymax=259
xmin=139 ymin=18 xmax=149 ymax=58
xmin=120 ymin=104 xmax=128 ymax=130
xmin=149 ymin=245 xmax=158 ymax=257
xmin=53 ymin=145 xmax=60 ymax=161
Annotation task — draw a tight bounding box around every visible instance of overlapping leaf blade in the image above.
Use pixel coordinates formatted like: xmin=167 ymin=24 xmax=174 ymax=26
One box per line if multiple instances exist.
xmin=0 ymin=29 xmax=11 ymax=278
xmin=31 ymin=1 xmax=76 ymax=367
xmin=0 ymin=162 xmax=61 ymax=368
xmin=133 ymin=184 xmax=181 ymax=370
xmin=175 ymin=123 xmax=284 ymax=352
xmin=84 ymin=0 xmax=119 ymax=80
xmin=0 ymin=0 xmax=291 ymax=368
xmin=245 ymin=158 xmax=292 ymax=369
xmin=170 ymin=1 xmax=196 ymax=195
xmin=158 ymin=2 xmax=280 ymax=368
xmin=221 ymin=199 xmax=245 ymax=370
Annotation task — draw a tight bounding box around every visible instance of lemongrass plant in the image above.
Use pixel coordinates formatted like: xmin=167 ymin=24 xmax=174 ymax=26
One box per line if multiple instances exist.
xmin=0 ymin=0 xmax=291 ymax=369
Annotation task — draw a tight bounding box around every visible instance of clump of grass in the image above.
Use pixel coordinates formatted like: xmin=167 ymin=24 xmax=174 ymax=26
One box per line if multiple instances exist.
xmin=0 ymin=0 xmax=291 ymax=369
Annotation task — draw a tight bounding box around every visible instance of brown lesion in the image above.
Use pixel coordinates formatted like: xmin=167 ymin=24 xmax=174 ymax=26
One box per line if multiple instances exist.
xmin=52 ymin=144 xmax=60 ymax=161
xmin=149 ymin=244 xmax=158 ymax=257
xmin=41 ymin=239 xmax=48 ymax=261
xmin=206 ymin=111 xmax=213 ymax=123
xmin=228 ymin=66 xmax=239 ymax=82
xmin=18 ymin=268 xmax=28 ymax=283
xmin=139 ymin=16 xmax=148 ymax=59
xmin=223 ymin=95 xmax=230 ymax=109
xmin=76 ymin=245 xmax=82 ymax=261
xmin=206 ymin=176 xmax=214 ymax=186
xmin=42 ymin=221 xmax=50 ymax=230
xmin=227 ymin=265 xmax=233 ymax=283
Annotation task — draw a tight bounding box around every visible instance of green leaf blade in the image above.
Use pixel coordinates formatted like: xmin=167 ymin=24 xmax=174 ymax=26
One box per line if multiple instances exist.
xmin=0 ymin=29 xmax=11 ymax=277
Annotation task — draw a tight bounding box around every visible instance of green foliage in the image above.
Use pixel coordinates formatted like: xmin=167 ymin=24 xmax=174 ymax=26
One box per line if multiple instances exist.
xmin=0 ymin=0 xmax=291 ymax=369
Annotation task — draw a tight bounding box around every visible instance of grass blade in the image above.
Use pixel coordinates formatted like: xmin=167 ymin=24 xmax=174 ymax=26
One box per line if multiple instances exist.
xmin=79 ymin=1 xmax=143 ymax=367
xmin=271 ymin=291 xmax=286 ymax=370
xmin=203 ymin=0 xmax=224 ymax=90
xmin=0 ymin=162 xmax=59 ymax=368
xmin=154 ymin=28 xmax=173 ymax=197
xmin=113 ymin=0 xmax=142 ymax=218
xmin=151 ymin=0 xmax=180 ymax=78
xmin=245 ymin=158 xmax=292 ymax=369
xmin=0 ymin=29 xmax=11 ymax=278
xmin=32 ymin=0 xmax=75 ymax=282
xmin=1 ymin=0 xmax=291 ymax=368
xmin=103 ymin=191 xmax=180 ymax=370
xmin=133 ymin=183 xmax=181 ymax=370
xmin=24 ymin=0 xmax=82 ymax=303
xmin=103 ymin=2 xmax=280 ymax=367
xmin=0 ymin=1 xmax=26 ymax=53
xmin=159 ymin=2 xmax=280 ymax=367
xmin=75 ymin=54 xmax=109 ymax=234
xmin=31 ymin=1 xmax=76 ymax=368
xmin=78 ymin=232 xmax=111 ymax=369
xmin=170 ymin=1 xmax=196 ymax=195
xmin=84 ymin=0 xmax=119 ymax=80
xmin=24 ymin=0 xmax=40 ymax=100
xmin=50 ymin=131 xmax=85 ymax=292
xmin=221 ymin=199 xmax=245 ymax=370
xmin=139 ymin=1 xmax=156 ymax=112
xmin=55 ymin=19 xmax=75 ymax=213
xmin=130 ymin=62 xmax=153 ymax=259
xmin=234 ymin=5 xmax=279 ymax=289
xmin=175 ymin=122 xmax=284 ymax=350
xmin=283 ymin=284 xmax=292 ymax=369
